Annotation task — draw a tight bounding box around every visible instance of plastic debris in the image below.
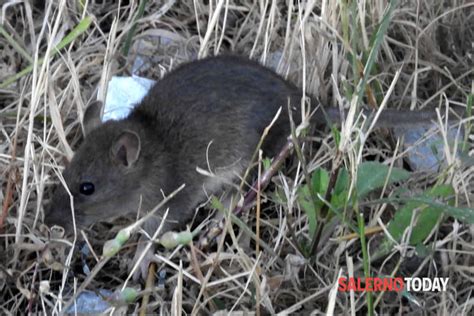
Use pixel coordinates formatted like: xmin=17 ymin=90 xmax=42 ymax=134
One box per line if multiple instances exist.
xmin=394 ymin=124 xmax=463 ymax=172
xmin=65 ymin=289 xmax=113 ymax=314
xmin=102 ymin=76 xmax=155 ymax=122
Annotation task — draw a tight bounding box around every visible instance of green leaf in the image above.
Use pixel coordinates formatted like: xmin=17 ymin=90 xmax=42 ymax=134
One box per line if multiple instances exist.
xmin=262 ymin=157 xmax=272 ymax=170
xmin=298 ymin=185 xmax=317 ymax=236
xmin=330 ymin=190 xmax=349 ymax=210
xmin=334 ymin=168 xmax=349 ymax=196
xmin=387 ymin=184 xmax=456 ymax=246
xmin=428 ymin=184 xmax=455 ymax=202
xmin=298 ymin=167 xmax=330 ymax=237
xmin=311 ymin=168 xmax=329 ymax=196
xmin=410 ymin=185 xmax=454 ymax=244
xmin=387 ymin=200 xmax=419 ymax=242
xmin=415 ymin=244 xmax=431 ymax=257
xmin=356 ymin=161 xmax=411 ymax=199
xmin=409 ymin=206 xmax=443 ymax=245
xmin=326 ymin=168 xmax=351 ymax=212
xmin=408 ymin=197 xmax=474 ymax=224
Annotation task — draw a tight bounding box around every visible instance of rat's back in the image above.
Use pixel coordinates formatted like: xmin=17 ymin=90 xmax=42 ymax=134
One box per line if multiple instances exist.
xmin=129 ymin=56 xmax=302 ymax=159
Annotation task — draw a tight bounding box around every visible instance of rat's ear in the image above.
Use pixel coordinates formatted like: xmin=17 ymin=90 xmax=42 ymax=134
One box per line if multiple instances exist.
xmin=83 ymin=100 xmax=103 ymax=136
xmin=110 ymin=130 xmax=141 ymax=167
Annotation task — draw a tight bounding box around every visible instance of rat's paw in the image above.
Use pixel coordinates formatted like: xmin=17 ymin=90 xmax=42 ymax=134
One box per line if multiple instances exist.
xmin=129 ymin=241 xmax=159 ymax=281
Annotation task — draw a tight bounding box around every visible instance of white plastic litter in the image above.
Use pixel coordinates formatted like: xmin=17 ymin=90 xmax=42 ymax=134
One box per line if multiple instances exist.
xmin=102 ymin=76 xmax=155 ymax=122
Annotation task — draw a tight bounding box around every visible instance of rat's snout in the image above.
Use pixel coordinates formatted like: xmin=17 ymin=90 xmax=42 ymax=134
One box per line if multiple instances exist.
xmin=44 ymin=203 xmax=71 ymax=230
xmin=44 ymin=193 xmax=76 ymax=232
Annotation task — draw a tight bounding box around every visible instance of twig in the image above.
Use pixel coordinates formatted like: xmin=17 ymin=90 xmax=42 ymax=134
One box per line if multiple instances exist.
xmin=0 ymin=167 xmax=17 ymax=232
xmin=189 ymin=242 xmax=218 ymax=312
xmin=0 ymin=118 xmax=19 ymax=232
xmin=139 ymin=263 xmax=156 ymax=316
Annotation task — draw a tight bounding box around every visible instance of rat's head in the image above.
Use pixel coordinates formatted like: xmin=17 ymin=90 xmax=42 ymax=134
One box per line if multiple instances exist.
xmin=45 ymin=102 xmax=154 ymax=232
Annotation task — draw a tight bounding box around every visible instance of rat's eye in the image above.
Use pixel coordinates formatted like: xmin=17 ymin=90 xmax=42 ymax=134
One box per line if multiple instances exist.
xmin=79 ymin=182 xmax=95 ymax=195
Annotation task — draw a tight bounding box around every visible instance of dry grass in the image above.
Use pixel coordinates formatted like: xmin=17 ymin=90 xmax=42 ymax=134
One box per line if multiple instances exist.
xmin=0 ymin=0 xmax=473 ymax=314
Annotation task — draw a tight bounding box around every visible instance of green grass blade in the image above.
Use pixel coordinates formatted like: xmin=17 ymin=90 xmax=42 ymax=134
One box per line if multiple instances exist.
xmin=0 ymin=25 xmax=33 ymax=63
xmin=0 ymin=16 xmax=93 ymax=89
xmin=121 ymin=0 xmax=149 ymax=57
xmin=355 ymin=0 xmax=398 ymax=104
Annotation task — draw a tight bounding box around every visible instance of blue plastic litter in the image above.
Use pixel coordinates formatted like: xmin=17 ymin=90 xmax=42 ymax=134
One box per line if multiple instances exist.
xmin=393 ymin=125 xmax=463 ymax=172
xmin=65 ymin=289 xmax=113 ymax=314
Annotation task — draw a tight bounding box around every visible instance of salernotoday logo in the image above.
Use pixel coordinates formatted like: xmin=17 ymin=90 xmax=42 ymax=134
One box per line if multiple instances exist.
xmin=338 ymin=277 xmax=449 ymax=292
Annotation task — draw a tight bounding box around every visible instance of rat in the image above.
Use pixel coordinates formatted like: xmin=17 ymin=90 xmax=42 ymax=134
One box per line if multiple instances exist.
xmin=44 ymin=55 xmax=456 ymax=279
